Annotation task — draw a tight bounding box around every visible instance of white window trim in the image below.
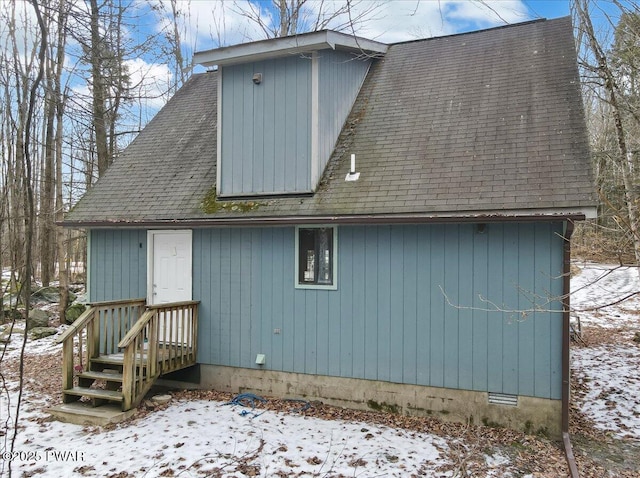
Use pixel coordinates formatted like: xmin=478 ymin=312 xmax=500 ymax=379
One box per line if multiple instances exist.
xmin=295 ymin=225 xmax=338 ymax=290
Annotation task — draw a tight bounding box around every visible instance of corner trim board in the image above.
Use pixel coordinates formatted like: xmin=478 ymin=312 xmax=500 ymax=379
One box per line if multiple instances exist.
xmin=310 ymin=51 xmax=319 ymax=190
xmin=216 ymin=69 xmax=222 ymax=195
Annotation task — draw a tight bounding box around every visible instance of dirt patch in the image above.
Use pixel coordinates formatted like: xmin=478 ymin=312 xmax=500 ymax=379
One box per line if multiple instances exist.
xmin=574 ymin=325 xmax=639 ymax=347
xmin=572 ymin=434 xmax=640 ymax=477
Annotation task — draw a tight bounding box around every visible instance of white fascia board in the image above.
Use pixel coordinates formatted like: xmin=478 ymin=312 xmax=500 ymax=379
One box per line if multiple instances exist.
xmin=194 ymin=30 xmax=388 ymax=67
xmin=580 ymin=206 xmax=598 ymax=219
xmin=443 ymin=206 xmax=599 ymax=220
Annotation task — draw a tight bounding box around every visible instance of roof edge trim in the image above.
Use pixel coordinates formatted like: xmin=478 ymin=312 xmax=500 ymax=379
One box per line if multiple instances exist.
xmin=194 ymin=30 xmax=388 ymax=67
xmin=61 ymin=206 xmax=597 ymax=228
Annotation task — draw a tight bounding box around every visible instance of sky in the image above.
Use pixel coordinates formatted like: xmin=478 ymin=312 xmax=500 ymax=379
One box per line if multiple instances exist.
xmin=0 ymin=1 xmax=591 ymax=116
xmin=161 ymin=1 xmax=574 ymax=54
xmin=142 ymin=0 xmax=575 ymax=83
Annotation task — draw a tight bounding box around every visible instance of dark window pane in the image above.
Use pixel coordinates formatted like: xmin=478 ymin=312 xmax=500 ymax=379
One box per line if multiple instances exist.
xmin=298 ymin=228 xmax=333 ymax=286
xmin=316 ymin=228 xmax=332 ymax=285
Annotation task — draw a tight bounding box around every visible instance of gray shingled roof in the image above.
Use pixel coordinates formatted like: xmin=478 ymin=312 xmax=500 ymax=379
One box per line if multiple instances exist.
xmin=64 ymin=17 xmax=596 ymax=226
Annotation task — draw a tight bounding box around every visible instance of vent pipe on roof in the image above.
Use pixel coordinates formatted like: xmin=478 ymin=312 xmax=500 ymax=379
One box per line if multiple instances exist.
xmin=345 ymin=153 xmax=360 ymax=181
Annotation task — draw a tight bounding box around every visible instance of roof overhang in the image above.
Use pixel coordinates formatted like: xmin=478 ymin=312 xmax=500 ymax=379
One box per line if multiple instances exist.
xmin=193 ymin=30 xmax=388 ymax=67
xmin=61 ymin=206 xmax=597 ymax=229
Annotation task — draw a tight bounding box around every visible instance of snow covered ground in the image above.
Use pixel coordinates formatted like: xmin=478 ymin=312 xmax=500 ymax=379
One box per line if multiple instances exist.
xmin=1 ymin=262 xmax=638 ymax=477
xmin=3 ymin=386 xmax=456 ymax=477
xmin=1 ymin=365 xmax=519 ymax=478
xmin=571 ymin=263 xmax=640 ymax=330
xmin=1 ymin=332 xmax=518 ymax=477
xmin=571 ymin=262 xmax=640 ymax=440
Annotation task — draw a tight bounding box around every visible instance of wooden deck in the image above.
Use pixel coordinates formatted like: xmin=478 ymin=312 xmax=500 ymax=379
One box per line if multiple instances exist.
xmin=55 ymin=299 xmax=199 ymax=413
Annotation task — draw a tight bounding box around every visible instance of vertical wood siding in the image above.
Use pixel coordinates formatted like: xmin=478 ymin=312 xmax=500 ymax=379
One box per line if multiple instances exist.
xmin=88 ymin=229 xmax=147 ymax=302
xmin=219 ymin=57 xmax=311 ymax=196
xmin=316 ymin=51 xmax=371 ymax=186
xmin=193 ymin=222 xmax=564 ymax=400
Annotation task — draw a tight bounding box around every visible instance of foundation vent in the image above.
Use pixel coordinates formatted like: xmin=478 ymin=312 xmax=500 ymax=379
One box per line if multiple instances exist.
xmin=488 ymin=392 xmax=518 ymax=407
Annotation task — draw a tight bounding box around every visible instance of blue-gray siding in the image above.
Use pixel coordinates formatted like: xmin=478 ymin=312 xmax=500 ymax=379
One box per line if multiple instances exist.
xmin=317 ymin=51 xmax=371 ymax=183
xmin=192 ymin=223 xmax=564 ymax=399
xmin=89 ymin=222 xmax=564 ymax=399
xmin=88 ymin=229 xmax=147 ymax=301
xmin=219 ymin=57 xmax=312 ymax=196
xmin=218 ymin=51 xmax=371 ymax=197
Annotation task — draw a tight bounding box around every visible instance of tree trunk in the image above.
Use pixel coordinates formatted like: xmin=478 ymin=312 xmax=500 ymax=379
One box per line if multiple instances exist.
xmin=90 ymin=0 xmax=110 ymax=178
xmin=39 ymin=59 xmax=55 ymax=286
xmin=55 ymin=0 xmax=70 ymax=318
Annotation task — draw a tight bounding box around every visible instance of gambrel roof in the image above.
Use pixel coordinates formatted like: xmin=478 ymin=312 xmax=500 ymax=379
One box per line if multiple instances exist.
xmin=64 ymin=17 xmax=596 ymax=227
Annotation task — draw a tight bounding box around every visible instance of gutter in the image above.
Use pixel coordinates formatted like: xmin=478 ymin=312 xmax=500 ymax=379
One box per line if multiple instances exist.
xmin=562 ymin=220 xmax=580 ymax=478
xmin=60 ymin=212 xmax=588 ymax=229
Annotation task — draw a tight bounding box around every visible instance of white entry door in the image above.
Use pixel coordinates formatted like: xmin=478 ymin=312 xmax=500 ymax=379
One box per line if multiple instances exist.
xmin=148 ymin=230 xmax=192 ymax=343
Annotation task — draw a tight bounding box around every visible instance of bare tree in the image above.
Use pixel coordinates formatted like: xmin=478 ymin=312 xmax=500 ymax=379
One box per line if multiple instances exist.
xmin=572 ymin=0 xmax=640 ymax=267
xmin=39 ymin=1 xmax=58 ymax=287
xmin=52 ymin=0 xmax=71 ymax=316
xmin=4 ymin=0 xmax=47 ymax=475
xmin=232 ymin=0 xmax=383 ymax=39
xmin=89 ymin=0 xmax=110 ymax=177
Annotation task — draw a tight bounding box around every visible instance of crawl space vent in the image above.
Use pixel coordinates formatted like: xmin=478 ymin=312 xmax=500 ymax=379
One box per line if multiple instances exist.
xmin=488 ymin=392 xmax=518 ymax=407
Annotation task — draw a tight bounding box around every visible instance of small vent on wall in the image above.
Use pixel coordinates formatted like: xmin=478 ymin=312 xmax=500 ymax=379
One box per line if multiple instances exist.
xmin=488 ymin=392 xmax=518 ymax=407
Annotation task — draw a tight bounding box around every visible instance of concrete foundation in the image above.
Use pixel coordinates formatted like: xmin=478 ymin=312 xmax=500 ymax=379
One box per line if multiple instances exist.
xmin=198 ymin=364 xmax=562 ymax=439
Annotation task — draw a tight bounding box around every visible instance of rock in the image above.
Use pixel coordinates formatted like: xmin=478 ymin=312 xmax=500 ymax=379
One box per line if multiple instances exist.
xmin=27 ymin=309 xmax=50 ymax=330
xmin=2 ymin=308 xmax=22 ymax=322
xmin=151 ymin=394 xmax=172 ymax=405
xmin=31 ymin=286 xmax=61 ymax=304
xmin=29 ymin=327 xmax=57 ymax=340
xmin=30 ymin=286 xmax=77 ymax=305
xmin=65 ymin=303 xmax=87 ymax=324
xmin=633 ymin=332 xmax=640 ymax=343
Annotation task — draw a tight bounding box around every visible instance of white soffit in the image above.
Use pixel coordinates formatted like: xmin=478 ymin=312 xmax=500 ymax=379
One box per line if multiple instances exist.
xmin=193 ymin=30 xmax=388 ymax=67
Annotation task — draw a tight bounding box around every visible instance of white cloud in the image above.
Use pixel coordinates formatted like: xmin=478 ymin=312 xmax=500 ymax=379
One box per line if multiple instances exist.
xmin=148 ymin=0 xmax=269 ymax=53
xmin=443 ymin=1 xmax=529 ymax=26
xmin=342 ymin=0 xmax=531 ymax=43
xmin=124 ymin=57 xmax=173 ymax=110
xmin=68 ymin=57 xmax=172 ymax=129
xmin=0 ymin=0 xmax=42 ymax=63
xmin=164 ymin=0 xmax=532 ymax=52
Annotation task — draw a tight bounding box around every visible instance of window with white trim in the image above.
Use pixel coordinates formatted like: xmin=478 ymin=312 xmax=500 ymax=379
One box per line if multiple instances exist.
xmin=295 ymin=226 xmax=337 ymax=290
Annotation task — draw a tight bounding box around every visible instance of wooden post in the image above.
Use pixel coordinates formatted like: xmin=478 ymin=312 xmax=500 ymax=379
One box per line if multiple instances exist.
xmin=61 ymin=338 xmax=75 ymax=402
xmin=88 ymin=309 xmax=100 ymax=359
xmin=192 ymin=304 xmax=198 ymax=362
xmin=122 ymin=344 xmax=133 ymax=411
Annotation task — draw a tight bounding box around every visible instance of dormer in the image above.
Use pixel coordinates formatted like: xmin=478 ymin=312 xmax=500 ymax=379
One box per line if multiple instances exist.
xmin=194 ymin=31 xmax=388 ymax=198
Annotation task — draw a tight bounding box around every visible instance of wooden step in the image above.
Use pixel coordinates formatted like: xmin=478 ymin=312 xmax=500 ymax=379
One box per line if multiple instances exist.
xmin=91 ymin=354 xmax=125 ymax=366
xmin=63 ymin=387 xmax=123 ymax=402
xmin=91 ymin=353 xmax=149 ymax=366
xmin=49 ymin=402 xmax=136 ymax=426
xmin=79 ymin=371 xmax=124 ymax=383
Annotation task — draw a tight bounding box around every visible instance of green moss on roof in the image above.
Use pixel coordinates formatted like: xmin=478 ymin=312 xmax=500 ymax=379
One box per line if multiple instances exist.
xmin=201 ymin=186 xmax=267 ymax=214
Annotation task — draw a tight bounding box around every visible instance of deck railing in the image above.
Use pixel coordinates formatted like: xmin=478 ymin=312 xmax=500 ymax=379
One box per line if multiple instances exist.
xmin=56 ymin=298 xmax=146 ymax=396
xmin=118 ymin=300 xmax=199 ymax=410
xmin=57 ymin=299 xmax=199 ymax=411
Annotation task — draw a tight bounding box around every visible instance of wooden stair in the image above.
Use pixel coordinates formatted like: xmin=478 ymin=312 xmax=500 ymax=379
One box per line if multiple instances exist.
xmin=64 ymin=387 xmax=124 ymax=402
xmin=52 ymin=299 xmax=199 ymax=425
xmin=63 ymin=353 xmax=141 ymax=407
